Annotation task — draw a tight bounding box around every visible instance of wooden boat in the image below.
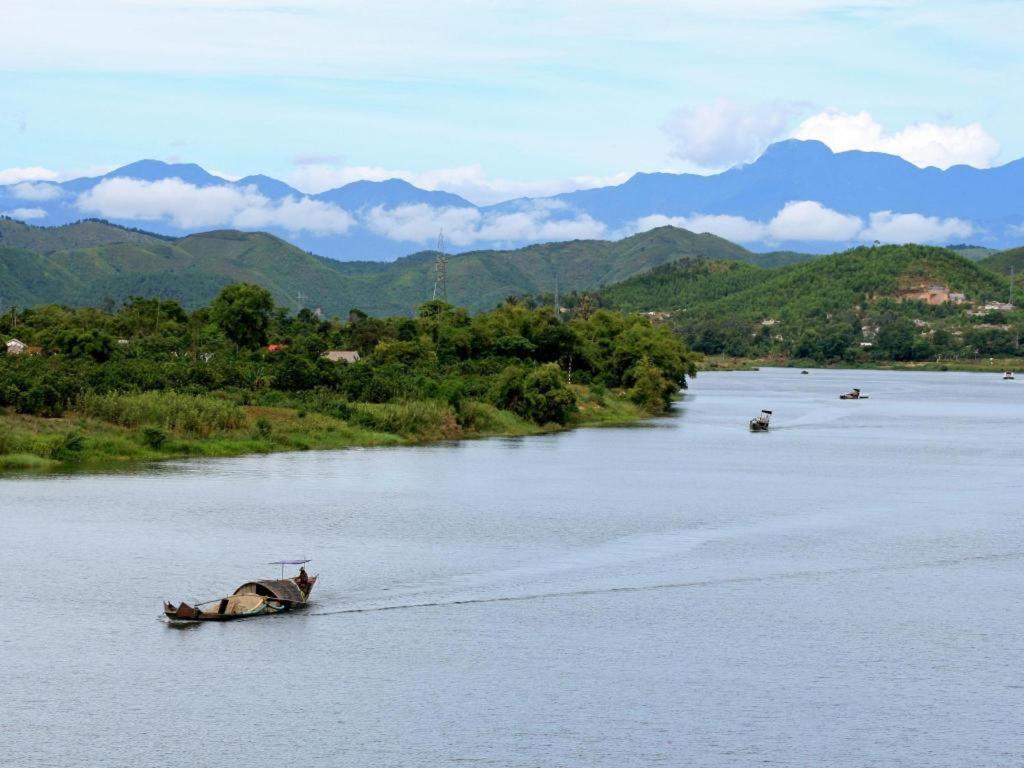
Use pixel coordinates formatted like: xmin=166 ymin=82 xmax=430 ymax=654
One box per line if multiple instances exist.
xmin=1004 ymin=371 xmax=1015 ymax=380
xmin=839 ymin=388 xmax=869 ymax=400
xmin=164 ymin=560 xmax=317 ymax=622
xmin=749 ymin=409 xmax=772 ymax=432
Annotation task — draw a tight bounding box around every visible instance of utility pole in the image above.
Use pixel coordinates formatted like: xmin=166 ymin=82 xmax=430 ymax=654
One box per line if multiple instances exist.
xmin=432 ymin=230 xmax=448 ymax=302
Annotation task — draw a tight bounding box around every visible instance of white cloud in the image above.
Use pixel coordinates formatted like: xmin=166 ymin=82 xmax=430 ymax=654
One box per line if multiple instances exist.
xmin=768 ymin=200 xmax=864 ymax=241
xmin=3 ymin=207 xmax=47 ymax=220
xmin=10 ymin=181 xmax=63 ymax=201
xmin=663 ymin=99 xmax=802 ymax=169
xmin=287 ymin=163 xmax=633 ymax=206
xmin=632 ymin=201 xmax=977 ymax=245
xmin=0 ymin=166 xmax=61 ymax=185
xmin=861 ymin=211 xmax=972 ymax=243
xmin=793 ymin=110 xmax=1001 ymax=169
xmin=232 ymin=196 xmax=355 ymax=235
xmin=634 ymin=213 xmax=768 ymax=242
xmin=75 ymin=177 xmax=353 ymax=234
xmin=364 ymin=203 xmax=605 ymax=247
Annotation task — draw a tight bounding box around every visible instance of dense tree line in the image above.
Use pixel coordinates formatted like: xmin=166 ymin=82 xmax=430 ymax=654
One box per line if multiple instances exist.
xmin=0 ymin=284 xmax=696 ymax=425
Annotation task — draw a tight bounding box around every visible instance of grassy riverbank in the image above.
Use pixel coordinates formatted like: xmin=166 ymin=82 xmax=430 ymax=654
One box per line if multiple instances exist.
xmin=0 ymin=386 xmax=648 ymax=471
xmin=699 ymin=353 xmax=1024 ymax=373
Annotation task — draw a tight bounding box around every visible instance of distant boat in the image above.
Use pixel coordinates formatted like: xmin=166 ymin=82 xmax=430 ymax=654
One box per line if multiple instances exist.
xmin=749 ymin=409 xmax=772 ymax=432
xmin=839 ymin=388 xmax=869 ymax=400
xmin=1004 ymin=371 xmax=1015 ymax=380
xmin=164 ymin=560 xmax=316 ymax=622
xmin=800 ymin=370 xmax=809 ymax=375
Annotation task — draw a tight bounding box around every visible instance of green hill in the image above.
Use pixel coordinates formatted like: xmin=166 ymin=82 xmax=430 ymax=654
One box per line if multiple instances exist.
xmin=596 ymin=245 xmax=1015 ymax=361
xmin=601 ymin=244 xmax=1008 ymax=319
xmin=0 ymin=216 xmax=172 ymax=252
xmin=978 ymin=246 xmax=1024 ymax=276
xmin=0 ymin=220 xmax=818 ymax=315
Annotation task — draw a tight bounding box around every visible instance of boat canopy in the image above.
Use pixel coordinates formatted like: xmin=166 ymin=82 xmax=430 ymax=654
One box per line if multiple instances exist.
xmin=269 ymin=559 xmax=310 ymax=565
xmin=233 ymin=579 xmax=304 ymax=602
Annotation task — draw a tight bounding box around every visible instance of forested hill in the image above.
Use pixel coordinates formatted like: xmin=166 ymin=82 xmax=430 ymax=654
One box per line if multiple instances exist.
xmin=0 ymin=218 xmax=815 ymax=315
xmin=594 ymin=244 xmax=1017 ymax=362
xmin=600 ymin=244 xmax=1009 ymax=316
xmin=977 ymin=246 xmax=1024 ymax=276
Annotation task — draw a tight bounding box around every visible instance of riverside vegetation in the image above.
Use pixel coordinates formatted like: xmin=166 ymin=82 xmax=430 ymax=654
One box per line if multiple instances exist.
xmin=0 ymin=284 xmax=696 ymax=469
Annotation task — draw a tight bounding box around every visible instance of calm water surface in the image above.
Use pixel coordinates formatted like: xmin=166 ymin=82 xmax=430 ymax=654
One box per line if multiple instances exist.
xmin=3 ymin=369 xmax=1024 ymax=767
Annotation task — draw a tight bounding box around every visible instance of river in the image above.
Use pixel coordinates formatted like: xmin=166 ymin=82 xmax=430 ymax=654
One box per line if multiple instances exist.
xmin=3 ymin=368 xmax=1024 ymax=767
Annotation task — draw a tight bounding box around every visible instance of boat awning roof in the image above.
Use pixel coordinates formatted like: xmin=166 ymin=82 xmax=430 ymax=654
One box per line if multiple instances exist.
xmin=269 ymin=559 xmax=310 ymax=565
xmin=233 ymin=579 xmax=304 ymax=602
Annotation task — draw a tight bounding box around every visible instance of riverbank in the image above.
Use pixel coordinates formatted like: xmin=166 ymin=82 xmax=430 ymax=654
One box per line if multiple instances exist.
xmin=700 ymin=353 xmax=1024 ymax=373
xmin=0 ymin=385 xmax=649 ymax=472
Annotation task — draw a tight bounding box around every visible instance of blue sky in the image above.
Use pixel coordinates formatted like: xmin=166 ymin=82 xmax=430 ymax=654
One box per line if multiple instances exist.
xmin=2 ymin=0 xmax=1021 ymax=203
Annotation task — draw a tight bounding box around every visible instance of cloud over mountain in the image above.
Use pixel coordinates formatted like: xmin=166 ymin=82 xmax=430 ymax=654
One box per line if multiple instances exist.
xmin=633 ymin=201 xmax=974 ymax=246
xmin=663 ymin=99 xmax=802 ymax=169
xmin=76 ymin=177 xmax=354 ymax=235
xmin=365 ymin=201 xmax=606 ymax=246
xmin=793 ymin=110 xmax=1000 ymax=169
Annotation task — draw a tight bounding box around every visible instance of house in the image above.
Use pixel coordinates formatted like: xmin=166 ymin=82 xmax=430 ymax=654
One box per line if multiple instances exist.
xmin=641 ymin=311 xmax=672 ymax=323
xmin=6 ymin=338 xmax=27 ymax=355
xmin=322 ymin=350 xmax=360 ymax=364
xmin=982 ymin=301 xmax=1015 ymax=312
xmin=949 ymin=292 xmax=967 ymax=304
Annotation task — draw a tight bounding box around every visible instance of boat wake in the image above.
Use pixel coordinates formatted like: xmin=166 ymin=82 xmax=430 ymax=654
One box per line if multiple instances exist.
xmin=308 ymin=550 xmax=1024 ymax=618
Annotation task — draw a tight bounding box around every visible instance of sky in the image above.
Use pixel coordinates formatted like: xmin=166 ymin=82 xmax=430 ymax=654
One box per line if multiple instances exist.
xmin=1 ymin=0 xmax=1022 ymax=205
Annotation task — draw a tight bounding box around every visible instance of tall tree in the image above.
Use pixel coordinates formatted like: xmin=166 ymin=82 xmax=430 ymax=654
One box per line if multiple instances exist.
xmin=210 ymin=283 xmax=275 ymax=349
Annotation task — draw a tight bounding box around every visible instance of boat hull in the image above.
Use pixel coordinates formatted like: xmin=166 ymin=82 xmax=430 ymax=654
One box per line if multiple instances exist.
xmin=164 ymin=575 xmax=316 ymax=623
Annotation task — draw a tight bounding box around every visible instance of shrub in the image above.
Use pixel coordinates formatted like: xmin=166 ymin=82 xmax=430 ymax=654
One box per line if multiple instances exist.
xmin=349 ymin=400 xmax=460 ymax=439
xmin=142 ymin=427 xmax=168 ymax=449
xmin=627 ymin=357 xmax=676 ymax=414
xmin=50 ymin=431 xmax=84 ymax=462
xmin=78 ymin=391 xmax=245 ymax=437
xmin=490 ymin=363 xmax=577 ymax=425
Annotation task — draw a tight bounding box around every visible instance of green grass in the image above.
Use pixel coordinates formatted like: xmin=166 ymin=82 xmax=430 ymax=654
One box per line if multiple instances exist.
xmin=0 ymin=386 xmax=652 ymax=472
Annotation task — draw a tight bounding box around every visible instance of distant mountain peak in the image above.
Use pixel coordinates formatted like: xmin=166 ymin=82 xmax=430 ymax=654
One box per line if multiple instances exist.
xmin=103 ymin=159 xmax=226 ymax=186
xmin=752 ymin=138 xmax=836 ymax=166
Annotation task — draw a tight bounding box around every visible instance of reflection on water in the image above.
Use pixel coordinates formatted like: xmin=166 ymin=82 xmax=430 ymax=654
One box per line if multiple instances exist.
xmin=4 ymin=368 xmax=1024 ymax=767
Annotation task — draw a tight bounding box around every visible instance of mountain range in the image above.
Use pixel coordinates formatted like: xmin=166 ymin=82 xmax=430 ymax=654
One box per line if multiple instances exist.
xmin=0 ymin=218 xmax=811 ymax=316
xmin=2 ymin=140 xmax=1022 ymax=261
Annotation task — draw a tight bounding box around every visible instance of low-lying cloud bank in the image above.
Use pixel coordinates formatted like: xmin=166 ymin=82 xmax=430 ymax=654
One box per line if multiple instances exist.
xmin=364 ymin=201 xmax=606 ymax=247
xmin=72 ymin=177 xmax=606 ymax=246
xmin=76 ymin=177 xmax=354 ymax=235
xmin=634 ymin=201 xmax=973 ymax=245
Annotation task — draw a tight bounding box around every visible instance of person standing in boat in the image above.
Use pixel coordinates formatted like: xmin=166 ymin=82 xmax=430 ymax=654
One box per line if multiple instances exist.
xmin=297 ymin=566 xmax=310 ymax=591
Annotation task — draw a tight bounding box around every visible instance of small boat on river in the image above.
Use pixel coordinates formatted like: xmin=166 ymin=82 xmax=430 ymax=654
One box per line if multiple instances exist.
xmin=749 ymin=409 xmax=772 ymax=432
xmin=839 ymin=388 xmax=869 ymax=400
xmin=1004 ymin=371 xmax=1015 ymax=380
xmin=164 ymin=560 xmax=317 ymax=622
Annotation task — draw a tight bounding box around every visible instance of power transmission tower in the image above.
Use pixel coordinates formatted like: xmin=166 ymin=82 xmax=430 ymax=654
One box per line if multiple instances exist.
xmin=553 ymin=272 xmax=560 ymax=321
xmin=296 ymin=291 xmax=308 ymax=311
xmin=432 ymin=230 xmax=448 ymax=301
